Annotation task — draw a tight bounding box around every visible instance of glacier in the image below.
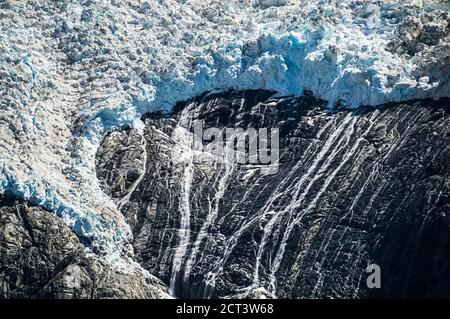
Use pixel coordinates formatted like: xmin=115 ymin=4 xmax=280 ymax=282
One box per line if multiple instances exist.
xmin=0 ymin=0 xmax=449 ymax=261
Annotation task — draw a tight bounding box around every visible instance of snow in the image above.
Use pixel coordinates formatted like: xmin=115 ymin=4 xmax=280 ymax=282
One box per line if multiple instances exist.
xmin=0 ymin=0 xmax=448 ymax=259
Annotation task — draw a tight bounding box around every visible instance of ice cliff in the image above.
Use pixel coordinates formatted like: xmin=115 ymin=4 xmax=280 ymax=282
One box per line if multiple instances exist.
xmin=0 ymin=0 xmax=449 ymax=258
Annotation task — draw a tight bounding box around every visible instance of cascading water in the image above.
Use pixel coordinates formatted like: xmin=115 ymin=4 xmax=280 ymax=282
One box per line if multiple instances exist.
xmin=2 ymin=0 xmax=450 ymax=300
xmin=96 ymin=91 xmax=449 ymax=299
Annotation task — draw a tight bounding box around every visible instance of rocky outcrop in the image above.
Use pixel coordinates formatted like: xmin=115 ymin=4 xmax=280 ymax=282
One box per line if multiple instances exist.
xmin=96 ymin=129 xmax=147 ymax=202
xmin=96 ymin=90 xmax=450 ymax=299
xmin=0 ymin=0 xmax=449 ymax=300
xmin=2 ymin=1 xmax=450 ymax=257
xmin=0 ymin=195 xmax=169 ymax=299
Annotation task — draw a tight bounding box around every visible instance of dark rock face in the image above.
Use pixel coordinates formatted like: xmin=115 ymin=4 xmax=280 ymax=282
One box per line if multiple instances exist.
xmin=96 ymin=90 xmax=450 ymax=299
xmin=96 ymin=128 xmax=146 ymax=201
xmin=0 ymin=195 xmax=167 ymax=299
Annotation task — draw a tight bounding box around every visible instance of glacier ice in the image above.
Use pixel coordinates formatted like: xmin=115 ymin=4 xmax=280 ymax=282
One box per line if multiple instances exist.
xmin=0 ymin=0 xmax=449 ymax=260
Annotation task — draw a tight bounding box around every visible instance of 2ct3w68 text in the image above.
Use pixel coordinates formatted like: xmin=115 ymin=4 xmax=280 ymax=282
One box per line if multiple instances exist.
xmin=176 ymin=302 xmax=274 ymax=317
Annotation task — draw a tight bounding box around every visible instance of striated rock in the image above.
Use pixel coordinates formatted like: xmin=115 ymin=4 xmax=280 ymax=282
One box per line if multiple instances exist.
xmin=1 ymin=1 xmax=450 ymax=256
xmin=95 ymin=129 xmax=146 ymax=201
xmin=0 ymin=195 xmax=169 ymax=299
xmin=0 ymin=0 xmax=449 ymax=300
xmin=97 ymin=90 xmax=450 ymax=299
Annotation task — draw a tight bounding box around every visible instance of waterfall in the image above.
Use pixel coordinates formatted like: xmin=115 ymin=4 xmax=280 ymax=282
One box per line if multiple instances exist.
xmin=169 ymin=107 xmax=196 ymax=295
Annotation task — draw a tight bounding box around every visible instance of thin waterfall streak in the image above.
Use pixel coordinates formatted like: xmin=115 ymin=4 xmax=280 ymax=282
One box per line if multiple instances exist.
xmin=252 ymin=114 xmax=354 ymax=291
xmin=183 ymin=160 xmax=234 ymax=283
xmin=117 ymin=135 xmax=148 ymax=210
xmin=285 ymin=111 xmax=381 ymax=282
xmin=169 ymin=108 xmax=195 ymax=295
xmin=266 ymin=114 xmax=359 ymax=295
xmin=312 ymin=107 xmax=426 ymax=289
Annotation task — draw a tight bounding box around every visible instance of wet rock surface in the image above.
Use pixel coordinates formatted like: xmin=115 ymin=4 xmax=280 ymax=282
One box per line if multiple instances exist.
xmin=96 ymin=90 xmax=450 ymax=298
xmin=1 ymin=0 xmax=449 ymax=300
xmin=2 ymin=0 xmax=449 ymax=268
xmin=0 ymin=194 xmax=169 ymax=299
xmin=96 ymin=129 xmax=146 ymax=201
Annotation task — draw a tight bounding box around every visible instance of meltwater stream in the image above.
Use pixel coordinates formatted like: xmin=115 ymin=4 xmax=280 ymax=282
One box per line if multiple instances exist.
xmin=168 ymin=106 xmax=196 ymax=294
xmin=96 ymin=90 xmax=450 ymax=299
xmin=2 ymin=0 xmax=449 ymax=299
